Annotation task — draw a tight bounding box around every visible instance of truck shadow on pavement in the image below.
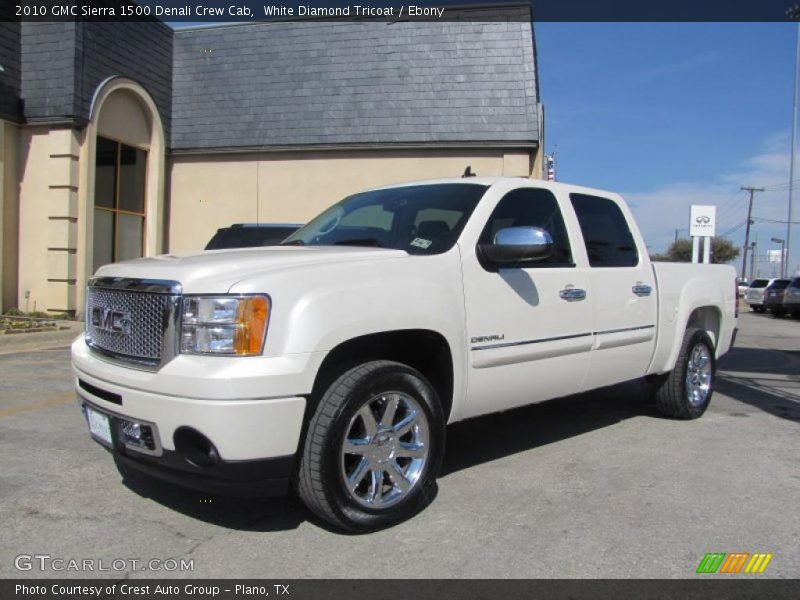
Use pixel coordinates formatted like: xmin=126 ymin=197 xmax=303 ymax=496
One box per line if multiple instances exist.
xmin=118 ymin=380 xmax=661 ymax=533
xmin=116 ymin=345 xmax=799 ymax=532
xmin=118 ymin=466 xmax=309 ymax=533
xmin=715 ymin=347 xmax=800 ymax=424
xmin=441 ymin=379 xmax=659 ymax=476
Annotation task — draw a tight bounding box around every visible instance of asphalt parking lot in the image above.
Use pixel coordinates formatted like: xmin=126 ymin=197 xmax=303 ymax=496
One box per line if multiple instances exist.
xmin=1 ymin=311 xmax=798 ymax=579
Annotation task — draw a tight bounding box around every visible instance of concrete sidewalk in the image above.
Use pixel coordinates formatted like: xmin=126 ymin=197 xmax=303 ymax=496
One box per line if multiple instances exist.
xmin=0 ymin=321 xmax=83 ymax=355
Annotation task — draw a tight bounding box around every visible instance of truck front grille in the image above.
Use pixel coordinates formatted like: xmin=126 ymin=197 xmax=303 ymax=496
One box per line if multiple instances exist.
xmin=85 ymin=278 xmax=182 ymax=369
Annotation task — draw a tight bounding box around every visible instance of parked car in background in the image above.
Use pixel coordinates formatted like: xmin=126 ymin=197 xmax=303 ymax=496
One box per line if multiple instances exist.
xmin=763 ymin=279 xmax=792 ymax=317
xmin=205 ymin=223 xmax=302 ymax=250
xmin=737 ymin=278 xmax=749 ymax=296
xmin=782 ymin=277 xmax=800 ymax=318
xmin=743 ymin=278 xmax=776 ymax=313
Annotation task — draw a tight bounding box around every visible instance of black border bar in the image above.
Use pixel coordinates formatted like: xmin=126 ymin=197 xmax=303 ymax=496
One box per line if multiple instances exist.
xmin=3 ymin=579 xmax=800 ymax=600
xmin=4 ymin=0 xmax=800 ymax=23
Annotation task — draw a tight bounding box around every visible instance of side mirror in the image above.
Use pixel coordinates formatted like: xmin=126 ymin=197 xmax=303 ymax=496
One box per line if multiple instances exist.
xmin=477 ymin=226 xmax=554 ymax=267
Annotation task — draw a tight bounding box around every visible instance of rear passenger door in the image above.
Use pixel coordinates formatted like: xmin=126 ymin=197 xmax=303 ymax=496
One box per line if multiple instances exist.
xmin=569 ymin=193 xmax=658 ymax=390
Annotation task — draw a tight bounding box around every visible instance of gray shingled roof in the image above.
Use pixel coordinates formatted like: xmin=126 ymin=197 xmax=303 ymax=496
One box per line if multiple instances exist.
xmin=172 ymin=6 xmax=539 ymax=151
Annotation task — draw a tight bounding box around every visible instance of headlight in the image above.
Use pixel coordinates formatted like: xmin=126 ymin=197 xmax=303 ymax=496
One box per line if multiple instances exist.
xmin=181 ymin=295 xmax=270 ymax=356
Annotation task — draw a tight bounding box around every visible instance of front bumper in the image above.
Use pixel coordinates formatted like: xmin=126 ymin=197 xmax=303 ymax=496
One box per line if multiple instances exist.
xmin=82 ymin=399 xmax=294 ymax=497
xmin=72 ymin=338 xmax=313 ymax=497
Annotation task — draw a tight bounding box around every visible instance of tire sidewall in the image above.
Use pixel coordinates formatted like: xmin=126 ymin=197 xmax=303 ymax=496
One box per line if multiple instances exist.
xmin=319 ymin=363 xmax=445 ymax=530
xmin=679 ymin=330 xmax=716 ymax=418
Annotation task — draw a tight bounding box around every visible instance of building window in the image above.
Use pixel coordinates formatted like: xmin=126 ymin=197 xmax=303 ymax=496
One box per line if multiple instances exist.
xmin=93 ymin=137 xmax=147 ymax=272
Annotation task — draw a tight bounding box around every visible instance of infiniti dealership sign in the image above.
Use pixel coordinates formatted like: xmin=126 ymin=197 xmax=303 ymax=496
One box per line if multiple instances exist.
xmin=690 ymin=205 xmax=716 ymax=237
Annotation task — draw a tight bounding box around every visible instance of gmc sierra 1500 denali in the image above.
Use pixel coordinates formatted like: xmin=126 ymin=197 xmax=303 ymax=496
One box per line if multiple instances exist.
xmin=72 ymin=178 xmax=737 ymax=531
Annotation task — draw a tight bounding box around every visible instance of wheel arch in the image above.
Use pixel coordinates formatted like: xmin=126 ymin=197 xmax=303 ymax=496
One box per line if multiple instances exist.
xmin=309 ymin=329 xmax=455 ymax=422
xmin=686 ymin=305 xmax=722 ymax=349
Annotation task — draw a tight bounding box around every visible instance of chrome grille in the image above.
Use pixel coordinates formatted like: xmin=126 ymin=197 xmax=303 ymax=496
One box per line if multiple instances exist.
xmin=85 ymin=278 xmax=182 ymax=368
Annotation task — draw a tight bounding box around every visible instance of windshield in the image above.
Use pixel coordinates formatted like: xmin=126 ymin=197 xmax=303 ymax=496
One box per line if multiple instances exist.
xmin=283 ymin=183 xmax=488 ymax=255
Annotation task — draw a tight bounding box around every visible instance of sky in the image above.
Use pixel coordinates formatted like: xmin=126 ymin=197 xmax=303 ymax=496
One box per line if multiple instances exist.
xmin=535 ymin=22 xmax=799 ymax=276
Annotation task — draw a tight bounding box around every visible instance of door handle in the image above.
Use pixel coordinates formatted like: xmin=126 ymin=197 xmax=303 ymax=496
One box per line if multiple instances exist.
xmin=559 ymin=288 xmax=587 ymax=301
xmin=632 ymin=284 xmax=652 ymax=297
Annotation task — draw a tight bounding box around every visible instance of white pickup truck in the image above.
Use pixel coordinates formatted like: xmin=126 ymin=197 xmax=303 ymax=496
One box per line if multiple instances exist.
xmin=72 ymin=178 xmax=737 ymax=531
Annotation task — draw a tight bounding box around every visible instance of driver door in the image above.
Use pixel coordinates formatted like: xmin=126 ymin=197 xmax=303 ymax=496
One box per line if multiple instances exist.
xmin=459 ymin=185 xmax=594 ymax=419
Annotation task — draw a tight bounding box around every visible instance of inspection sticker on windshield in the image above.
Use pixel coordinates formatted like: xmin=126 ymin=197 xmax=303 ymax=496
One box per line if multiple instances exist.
xmin=410 ymin=238 xmax=432 ymax=249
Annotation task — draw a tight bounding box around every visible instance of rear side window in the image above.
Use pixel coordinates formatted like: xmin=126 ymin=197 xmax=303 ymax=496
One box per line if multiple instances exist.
xmin=570 ymin=194 xmax=639 ymax=267
xmin=479 ymin=187 xmax=573 ymax=266
xmin=789 ymin=278 xmax=800 ymax=288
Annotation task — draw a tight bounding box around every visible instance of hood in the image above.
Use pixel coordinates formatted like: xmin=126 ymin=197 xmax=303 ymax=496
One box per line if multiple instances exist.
xmin=93 ymin=246 xmax=408 ymax=293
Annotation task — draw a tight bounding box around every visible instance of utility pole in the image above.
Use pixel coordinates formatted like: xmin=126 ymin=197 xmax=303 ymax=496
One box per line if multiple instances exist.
xmin=674 ymin=229 xmax=679 ymax=244
xmin=740 ymin=186 xmax=764 ymax=281
xmin=749 ymin=241 xmax=756 ymax=281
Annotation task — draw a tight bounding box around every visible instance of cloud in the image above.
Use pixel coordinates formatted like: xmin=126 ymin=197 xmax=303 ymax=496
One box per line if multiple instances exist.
xmin=638 ymin=51 xmax=723 ymax=80
xmin=622 ymin=130 xmax=799 ymax=274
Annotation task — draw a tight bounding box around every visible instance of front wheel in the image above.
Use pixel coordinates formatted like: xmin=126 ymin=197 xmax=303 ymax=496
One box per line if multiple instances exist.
xmin=652 ymin=328 xmax=716 ymax=419
xmin=295 ymin=360 xmax=445 ymax=532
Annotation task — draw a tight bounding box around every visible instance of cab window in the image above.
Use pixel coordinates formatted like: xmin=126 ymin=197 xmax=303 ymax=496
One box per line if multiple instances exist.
xmin=570 ymin=193 xmax=639 ymax=267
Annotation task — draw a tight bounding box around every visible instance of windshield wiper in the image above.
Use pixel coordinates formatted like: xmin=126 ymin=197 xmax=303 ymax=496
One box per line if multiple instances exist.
xmin=333 ymin=238 xmax=386 ymax=248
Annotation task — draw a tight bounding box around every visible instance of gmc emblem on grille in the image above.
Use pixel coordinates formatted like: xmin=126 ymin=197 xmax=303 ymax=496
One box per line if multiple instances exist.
xmin=91 ymin=307 xmax=132 ymax=335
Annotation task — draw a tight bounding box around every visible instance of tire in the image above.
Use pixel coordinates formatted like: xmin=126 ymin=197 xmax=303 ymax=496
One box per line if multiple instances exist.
xmin=652 ymin=328 xmax=715 ymax=420
xmin=295 ymin=360 xmax=445 ymax=532
xmin=771 ymin=308 xmax=786 ymax=318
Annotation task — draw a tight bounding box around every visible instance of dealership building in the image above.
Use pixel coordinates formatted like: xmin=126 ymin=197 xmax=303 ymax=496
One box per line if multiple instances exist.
xmin=0 ymin=4 xmax=543 ymax=315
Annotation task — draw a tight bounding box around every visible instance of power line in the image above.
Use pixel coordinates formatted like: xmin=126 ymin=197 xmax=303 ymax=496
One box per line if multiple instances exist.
xmin=752 ymin=215 xmax=800 ymax=225
xmin=719 ymin=220 xmax=747 ymax=238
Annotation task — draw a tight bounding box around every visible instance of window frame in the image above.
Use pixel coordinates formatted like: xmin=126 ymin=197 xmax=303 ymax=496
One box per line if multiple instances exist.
xmin=93 ymin=135 xmax=148 ymax=270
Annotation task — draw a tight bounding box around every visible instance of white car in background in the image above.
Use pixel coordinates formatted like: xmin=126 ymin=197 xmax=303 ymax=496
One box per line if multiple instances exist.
xmin=743 ymin=278 xmax=776 ymax=313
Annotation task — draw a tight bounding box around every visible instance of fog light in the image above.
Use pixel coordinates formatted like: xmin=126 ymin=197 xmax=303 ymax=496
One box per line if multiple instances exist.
xmin=119 ymin=419 xmax=155 ymax=452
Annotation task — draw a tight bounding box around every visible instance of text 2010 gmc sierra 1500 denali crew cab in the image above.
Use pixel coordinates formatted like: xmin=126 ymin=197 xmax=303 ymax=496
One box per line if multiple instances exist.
xmin=72 ymin=178 xmax=737 ymax=531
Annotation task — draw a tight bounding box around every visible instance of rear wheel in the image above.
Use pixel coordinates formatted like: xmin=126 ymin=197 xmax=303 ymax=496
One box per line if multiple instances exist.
xmin=771 ymin=308 xmax=786 ymax=318
xmin=295 ymin=360 xmax=444 ymax=532
xmin=652 ymin=328 xmax=715 ymax=419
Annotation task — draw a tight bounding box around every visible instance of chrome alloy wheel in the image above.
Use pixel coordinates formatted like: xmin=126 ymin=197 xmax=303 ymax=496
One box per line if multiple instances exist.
xmin=340 ymin=392 xmax=430 ymax=509
xmin=685 ymin=343 xmax=713 ymax=406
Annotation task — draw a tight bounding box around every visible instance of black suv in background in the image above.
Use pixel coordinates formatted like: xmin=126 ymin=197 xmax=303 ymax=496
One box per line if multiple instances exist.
xmin=763 ymin=279 xmax=792 ymax=317
xmin=782 ymin=277 xmax=800 ymax=318
xmin=205 ymin=223 xmax=302 ymax=250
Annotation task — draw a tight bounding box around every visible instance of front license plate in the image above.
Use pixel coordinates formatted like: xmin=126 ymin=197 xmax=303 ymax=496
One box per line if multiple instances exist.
xmin=85 ymin=405 xmax=112 ymax=446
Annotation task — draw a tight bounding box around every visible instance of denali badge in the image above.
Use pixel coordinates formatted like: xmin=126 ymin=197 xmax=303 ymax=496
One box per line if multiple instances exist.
xmin=471 ymin=334 xmax=505 ymax=344
xmin=91 ymin=307 xmax=132 ymax=335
